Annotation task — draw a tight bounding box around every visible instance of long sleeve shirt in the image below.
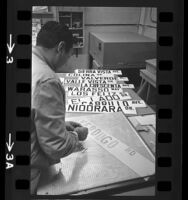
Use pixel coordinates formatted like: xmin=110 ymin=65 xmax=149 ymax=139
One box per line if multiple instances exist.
xmin=31 ymin=47 xmax=78 ymax=179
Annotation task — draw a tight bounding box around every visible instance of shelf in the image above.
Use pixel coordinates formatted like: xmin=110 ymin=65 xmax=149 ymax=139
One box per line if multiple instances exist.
xmin=69 ymin=28 xmax=83 ymax=30
xmin=59 ymin=10 xmax=84 ymax=49
xmin=32 ymin=12 xmax=54 ymax=18
xmin=59 ymin=15 xmax=71 ymax=18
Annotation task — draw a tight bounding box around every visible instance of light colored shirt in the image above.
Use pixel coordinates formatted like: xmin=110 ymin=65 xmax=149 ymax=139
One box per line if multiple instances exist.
xmin=31 ymin=47 xmax=78 ymax=183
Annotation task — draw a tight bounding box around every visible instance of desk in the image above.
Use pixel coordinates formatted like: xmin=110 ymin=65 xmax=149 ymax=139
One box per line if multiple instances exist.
xmin=57 ymin=73 xmax=155 ymax=118
xmin=37 ymin=73 xmax=155 ymax=196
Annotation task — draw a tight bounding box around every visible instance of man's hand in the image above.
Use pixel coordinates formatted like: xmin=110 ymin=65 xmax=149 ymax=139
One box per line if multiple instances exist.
xmin=74 ymin=127 xmax=88 ymax=141
xmin=66 ymin=121 xmax=82 ymax=131
xmin=73 ymin=142 xmax=86 ymax=153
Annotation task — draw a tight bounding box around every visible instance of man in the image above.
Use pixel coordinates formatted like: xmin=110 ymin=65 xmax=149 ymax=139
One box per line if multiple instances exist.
xmin=31 ymin=21 xmax=88 ymax=194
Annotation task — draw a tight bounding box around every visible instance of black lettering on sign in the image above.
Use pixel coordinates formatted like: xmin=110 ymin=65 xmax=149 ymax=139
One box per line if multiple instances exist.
xmin=132 ymin=100 xmax=141 ymax=104
xmin=94 ymin=106 xmax=101 ymax=112
xmin=124 ymin=106 xmax=133 ymax=110
xmin=83 ymin=92 xmax=89 ymax=96
xmin=67 ymin=104 xmax=75 ymax=111
xmin=122 ymin=101 xmax=129 ymax=106
xmin=71 ymin=99 xmax=79 ymax=104
xmin=105 ymin=95 xmax=113 ymax=101
xmin=99 ymin=96 xmax=106 ymax=101
xmin=65 ymin=79 xmax=79 ymax=84
xmin=80 ymin=83 xmax=89 ymax=87
xmin=101 ymin=105 xmax=108 ymax=112
xmin=95 ymin=101 xmax=100 ymax=106
xmin=112 ymin=94 xmax=120 ymax=100
xmin=120 ymin=92 xmax=127 ymax=97
xmin=67 ymin=87 xmax=74 ymax=91
xmin=117 ymin=106 xmax=122 ymax=112
xmin=99 ymin=88 xmax=109 ymax=92
xmin=109 ymin=106 xmax=116 ymax=112
xmin=79 ymin=105 xmax=85 ymax=111
xmin=107 ymin=101 xmax=114 ymax=106
xmin=101 ymin=101 xmax=107 ymax=106
xmin=86 ymin=105 xmax=93 ymax=112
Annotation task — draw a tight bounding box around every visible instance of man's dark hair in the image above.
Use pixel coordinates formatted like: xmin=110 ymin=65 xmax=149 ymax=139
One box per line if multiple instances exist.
xmin=36 ymin=21 xmax=74 ymax=52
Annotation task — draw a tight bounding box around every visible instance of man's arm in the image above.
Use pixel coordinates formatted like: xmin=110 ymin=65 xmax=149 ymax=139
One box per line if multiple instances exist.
xmin=33 ymin=79 xmax=79 ymax=164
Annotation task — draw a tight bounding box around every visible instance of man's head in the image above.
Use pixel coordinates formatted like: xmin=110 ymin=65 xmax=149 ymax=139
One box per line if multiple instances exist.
xmin=36 ymin=21 xmax=74 ymax=71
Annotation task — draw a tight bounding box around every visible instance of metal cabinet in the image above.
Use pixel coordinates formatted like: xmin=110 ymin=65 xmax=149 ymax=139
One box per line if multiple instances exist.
xmin=89 ymin=32 xmax=156 ymax=68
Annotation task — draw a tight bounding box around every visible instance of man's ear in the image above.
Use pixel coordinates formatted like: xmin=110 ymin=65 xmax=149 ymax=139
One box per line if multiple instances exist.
xmin=57 ymin=41 xmax=65 ymax=54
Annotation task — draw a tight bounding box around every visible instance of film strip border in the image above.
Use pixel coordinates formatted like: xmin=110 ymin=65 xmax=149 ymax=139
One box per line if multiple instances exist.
xmin=5 ymin=1 xmax=183 ymax=200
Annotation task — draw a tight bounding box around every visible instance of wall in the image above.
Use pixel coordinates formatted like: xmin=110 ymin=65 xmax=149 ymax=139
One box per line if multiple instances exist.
xmin=138 ymin=8 xmax=157 ymax=40
xmin=61 ymin=7 xmax=142 ymax=71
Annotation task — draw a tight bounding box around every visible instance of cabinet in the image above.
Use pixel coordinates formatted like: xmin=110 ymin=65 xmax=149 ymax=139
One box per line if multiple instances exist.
xmin=89 ymin=32 xmax=156 ymax=68
xmin=58 ymin=9 xmax=84 ymax=48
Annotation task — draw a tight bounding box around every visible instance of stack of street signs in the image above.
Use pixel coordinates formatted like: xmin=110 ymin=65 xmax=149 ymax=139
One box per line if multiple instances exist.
xmin=60 ymin=74 xmax=133 ymax=90
xmin=59 ymin=69 xmax=146 ymax=115
xmin=66 ymin=96 xmax=147 ymax=115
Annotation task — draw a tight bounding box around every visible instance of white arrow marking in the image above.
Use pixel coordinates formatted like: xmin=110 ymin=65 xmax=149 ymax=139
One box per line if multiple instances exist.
xmin=6 ymin=133 xmax=14 ymax=152
xmin=7 ymin=34 xmax=15 ymax=54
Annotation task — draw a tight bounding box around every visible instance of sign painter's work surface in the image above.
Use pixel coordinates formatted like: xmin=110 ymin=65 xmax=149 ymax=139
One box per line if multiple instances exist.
xmin=128 ymin=115 xmax=156 ymax=155
xmin=37 ymin=113 xmax=155 ymax=195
